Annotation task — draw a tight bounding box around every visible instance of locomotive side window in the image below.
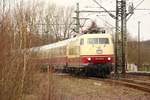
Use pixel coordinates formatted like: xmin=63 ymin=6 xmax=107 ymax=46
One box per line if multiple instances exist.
xmin=80 ymin=39 xmax=84 ymax=45
xmin=87 ymin=38 xmax=109 ymax=44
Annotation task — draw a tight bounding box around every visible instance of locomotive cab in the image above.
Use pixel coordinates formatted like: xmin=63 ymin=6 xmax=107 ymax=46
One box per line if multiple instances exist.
xmin=79 ymin=33 xmax=114 ymax=76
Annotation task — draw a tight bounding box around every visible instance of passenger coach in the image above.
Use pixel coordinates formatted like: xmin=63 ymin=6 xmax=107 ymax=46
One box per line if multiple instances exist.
xmin=33 ymin=32 xmax=114 ymax=77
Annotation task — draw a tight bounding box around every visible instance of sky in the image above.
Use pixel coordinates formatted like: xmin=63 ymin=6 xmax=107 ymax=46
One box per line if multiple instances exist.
xmin=49 ymin=0 xmax=150 ymax=41
xmin=9 ymin=0 xmax=150 ymax=41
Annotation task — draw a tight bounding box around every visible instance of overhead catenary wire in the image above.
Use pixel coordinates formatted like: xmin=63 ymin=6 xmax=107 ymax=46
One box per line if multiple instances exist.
xmin=92 ymin=0 xmax=116 ymax=19
xmin=127 ymin=0 xmax=145 ymax=20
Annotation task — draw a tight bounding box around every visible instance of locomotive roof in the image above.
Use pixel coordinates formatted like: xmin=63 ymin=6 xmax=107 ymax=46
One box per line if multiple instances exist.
xmin=79 ymin=33 xmax=112 ymax=38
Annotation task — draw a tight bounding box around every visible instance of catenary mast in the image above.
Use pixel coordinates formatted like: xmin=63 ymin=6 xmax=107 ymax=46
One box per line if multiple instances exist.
xmin=115 ymin=0 xmax=127 ymax=76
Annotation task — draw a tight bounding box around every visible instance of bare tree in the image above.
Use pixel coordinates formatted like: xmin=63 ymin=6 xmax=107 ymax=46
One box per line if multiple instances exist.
xmin=0 ymin=1 xmax=44 ymax=99
xmin=0 ymin=1 xmax=75 ymax=100
xmin=44 ymin=5 xmax=74 ymax=41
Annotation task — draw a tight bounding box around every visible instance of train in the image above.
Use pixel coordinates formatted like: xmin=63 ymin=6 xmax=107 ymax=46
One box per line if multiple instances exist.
xmin=31 ymin=31 xmax=114 ymax=77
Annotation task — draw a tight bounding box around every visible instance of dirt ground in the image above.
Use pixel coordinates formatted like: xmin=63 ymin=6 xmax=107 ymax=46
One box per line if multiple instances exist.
xmin=25 ymin=73 xmax=150 ymax=100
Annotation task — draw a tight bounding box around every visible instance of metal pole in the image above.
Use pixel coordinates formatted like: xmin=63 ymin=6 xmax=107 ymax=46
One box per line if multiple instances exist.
xmin=138 ymin=21 xmax=141 ymax=70
xmin=76 ymin=3 xmax=80 ymax=33
xmin=121 ymin=0 xmax=126 ymax=75
xmin=115 ymin=0 xmax=119 ymax=75
xmin=115 ymin=0 xmax=127 ymax=77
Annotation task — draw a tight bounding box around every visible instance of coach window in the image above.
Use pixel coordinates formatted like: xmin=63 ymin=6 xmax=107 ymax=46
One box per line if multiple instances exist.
xmin=80 ymin=39 xmax=84 ymax=45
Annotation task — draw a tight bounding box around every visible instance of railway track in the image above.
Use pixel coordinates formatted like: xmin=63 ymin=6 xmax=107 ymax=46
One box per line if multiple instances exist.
xmin=88 ymin=77 xmax=150 ymax=93
xmin=127 ymin=71 xmax=150 ymax=76
xmin=120 ymin=78 xmax=150 ymax=87
xmin=54 ymin=72 xmax=150 ymax=93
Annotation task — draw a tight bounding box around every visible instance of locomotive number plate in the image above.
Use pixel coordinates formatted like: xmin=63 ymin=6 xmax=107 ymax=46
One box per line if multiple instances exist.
xmin=95 ymin=57 xmax=104 ymax=60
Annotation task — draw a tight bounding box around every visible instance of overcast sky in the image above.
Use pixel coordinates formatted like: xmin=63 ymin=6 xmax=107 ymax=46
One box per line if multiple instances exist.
xmin=48 ymin=0 xmax=150 ymax=41
xmin=9 ymin=0 xmax=150 ymax=40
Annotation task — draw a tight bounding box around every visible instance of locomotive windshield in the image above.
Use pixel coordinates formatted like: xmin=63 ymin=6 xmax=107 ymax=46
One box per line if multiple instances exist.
xmin=87 ymin=38 xmax=109 ymax=44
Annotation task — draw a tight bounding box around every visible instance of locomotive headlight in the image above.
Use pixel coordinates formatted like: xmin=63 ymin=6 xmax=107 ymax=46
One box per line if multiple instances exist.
xmin=107 ymin=57 xmax=111 ymax=60
xmin=87 ymin=57 xmax=91 ymax=61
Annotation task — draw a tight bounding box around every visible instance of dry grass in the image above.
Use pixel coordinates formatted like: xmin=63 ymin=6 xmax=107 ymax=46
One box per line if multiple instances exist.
xmin=0 ymin=1 xmax=74 ymax=100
